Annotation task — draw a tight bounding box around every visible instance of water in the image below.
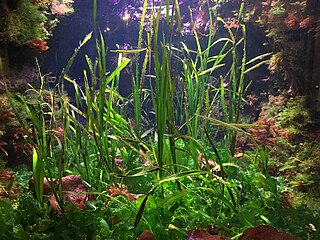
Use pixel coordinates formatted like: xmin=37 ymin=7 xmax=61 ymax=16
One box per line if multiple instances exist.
xmin=1 ymin=1 xmax=319 ymax=239
xmin=37 ymin=1 xmax=270 ymax=98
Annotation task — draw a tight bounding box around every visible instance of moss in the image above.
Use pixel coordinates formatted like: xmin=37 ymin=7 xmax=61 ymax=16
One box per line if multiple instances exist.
xmin=277 ymin=96 xmax=313 ymax=133
xmin=262 ymin=95 xmax=320 ymax=210
xmin=0 ymin=0 xmax=47 ymax=45
xmin=291 ymin=192 xmax=320 ymax=211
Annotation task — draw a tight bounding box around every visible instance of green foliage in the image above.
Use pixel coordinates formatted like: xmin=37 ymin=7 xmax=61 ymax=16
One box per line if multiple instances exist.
xmin=0 ymin=198 xmax=15 ymax=237
xmin=277 ymin=97 xmax=313 ymax=134
xmin=269 ymin=2 xmax=287 ymax=16
xmin=266 ymin=28 xmax=278 ymax=38
xmin=0 ymin=179 xmax=318 ymax=239
xmin=0 ymin=193 xmax=51 ymax=239
xmin=0 ymin=194 xmax=114 ymax=240
xmin=59 ymin=31 xmax=138 ymax=189
xmin=14 ymin=168 xmax=33 ymax=190
xmin=0 ymin=0 xmax=47 ymax=45
xmin=0 ymin=94 xmax=32 ymax=167
xmin=52 ymin=206 xmax=112 ymax=240
xmin=8 ymin=69 xmax=66 ymax=205
xmin=270 ymin=96 xmax=320 ymax=191
xmin=5 ymin=1 xmax=319 ymax=240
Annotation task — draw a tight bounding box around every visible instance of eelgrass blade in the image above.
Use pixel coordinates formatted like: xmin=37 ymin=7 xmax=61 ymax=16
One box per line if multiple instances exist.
xmin=134 ymin=184 xmax=157 ymax=227
xmin=204 ymin=126 xmax=224 ymax=178
xmin=59 ymin=32 xmax=93 ymax=82
xmin=32 ymin=147 xmax=44 ymax=205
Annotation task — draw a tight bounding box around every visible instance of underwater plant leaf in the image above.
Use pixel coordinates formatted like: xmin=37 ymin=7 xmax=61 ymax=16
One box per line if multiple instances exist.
xmin=79 ymin=31 xmax=93 ymax=48
xmin=198 ymin=64 xmax=225 ymax=76
xmin=226 ymin=185 xmax=238 ymax=209
xmin=204 ymin=126 xmax=224 ymax=176
xmin=157 ymin=170 xmax=202 ymax=185
xmin=63 ymin=76 xmax=86 ymax=107
xmin=217 ymin=16 xmax=235 ymax=42
xmin=138 ymin=230 xmax=156 ymax=240
xmin=173 ymin=0 xmax=181 ymax=40
xmin=106 ymin=57 xmax=130 ymax=83
xmin=239 ymin=225 xmax=297 ymax=240
xmin=200 ymin=116 xmax=255 ymax=136
xmin=140 ymin=47 xmax=150 ymax=91
xmin=188 ymin=229 xmax=231 ymax=240
xmin=245 ymin=52 xmax=273 ymax=66
xmin=164 ymin=189 xmax=190 ymax=208
xmin=181 ymin=42 xmax=193 ymax=55
xmin=134 ymin=185 xmax=156 ymax=227
xmin=93 ymin=0 xmax=97 ymax=30
xmin=32 ymin=130 xmax=45 ymax=205
xmin=120 ymin=166 xmax=159 ymax=178
xmin=32 ymin=147 xmax=44 ymax=203
xmin=111 ymin=48 xmax=147 ymax=54
xmin=244 ymin=60 xmax=270 ymax=74
xmin=38 ymin=175 xmax=93 ymax=214
xmin=59 ymin=32 xmax=93 ymax=81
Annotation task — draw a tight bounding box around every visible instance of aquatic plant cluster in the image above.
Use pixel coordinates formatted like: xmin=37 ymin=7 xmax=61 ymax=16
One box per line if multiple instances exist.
xmin=0 ymin=0 xmax=73 ymax=48
xmin=0 ymin=0 xmax=320 ymax=239
xmin=246 ymin=0 xmax=318 ymax=96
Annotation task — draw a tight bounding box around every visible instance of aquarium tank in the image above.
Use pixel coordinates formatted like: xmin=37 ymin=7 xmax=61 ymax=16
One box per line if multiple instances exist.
xmin=0 ymin=0 xmax=320 ymax=239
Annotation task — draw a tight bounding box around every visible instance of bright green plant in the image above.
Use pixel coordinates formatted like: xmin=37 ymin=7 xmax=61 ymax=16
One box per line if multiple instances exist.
xmin=216 ymin=8 xmax=271 ymax=157
xmin=58 ymin=32 xmax=144 ymax=189
xmin=4 ymin=1 xmax=305 ymax=239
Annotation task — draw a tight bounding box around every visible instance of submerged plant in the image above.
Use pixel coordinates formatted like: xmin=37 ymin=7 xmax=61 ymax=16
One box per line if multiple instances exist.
xmin=269 ymin=2 xmax=287 ymax=16
xmin=0 ymin=0 xmax=74 ymax=47
xmin=0 ymin=0 xmax=47 ymax=45
xmin=0 ymin=94 xmax=33 ymax=168
xmin=4 ymin=0 xmax=315 ymax=239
